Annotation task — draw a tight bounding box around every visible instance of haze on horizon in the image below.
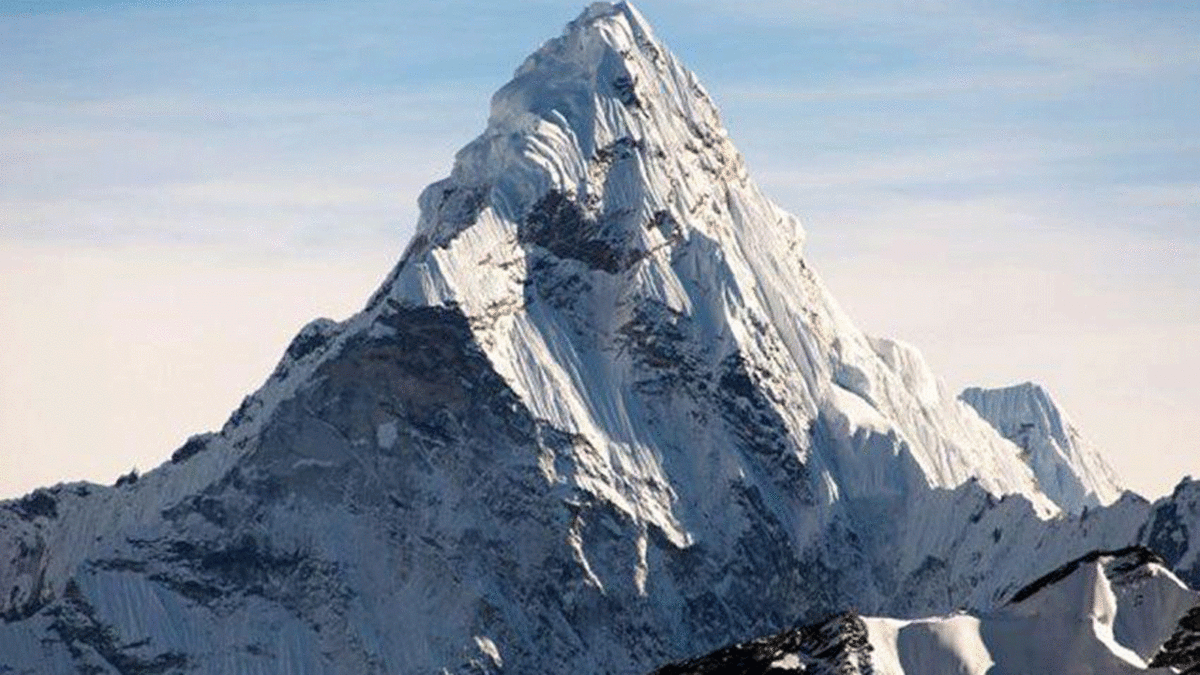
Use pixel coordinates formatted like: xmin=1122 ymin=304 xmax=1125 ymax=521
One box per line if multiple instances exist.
xmin=1 ymin=0 xmax=1197 ymax=500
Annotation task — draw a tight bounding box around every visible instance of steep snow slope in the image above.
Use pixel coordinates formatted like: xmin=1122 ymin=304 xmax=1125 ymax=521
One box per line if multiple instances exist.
xmin=0 ymin=3 xmax=1188 ymax=674
xmin=654 ymin=548 xmax=1200 ymax=675
xmin=371 ymin=2 xmax=1060 ymax=518
xmin=962 ymin=382 xmax=1123 ymax=512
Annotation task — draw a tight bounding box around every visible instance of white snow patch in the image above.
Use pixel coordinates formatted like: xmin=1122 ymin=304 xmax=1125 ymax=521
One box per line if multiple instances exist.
xmin=292 ymin=458 xmax=337 ymax=470
xmin=768 ymin=653 xmax=803 ymax=670
xmin=475 ymin=636 xmax=503 ymax=667
xmin=376 ymin=421 xmax=399 ymax=449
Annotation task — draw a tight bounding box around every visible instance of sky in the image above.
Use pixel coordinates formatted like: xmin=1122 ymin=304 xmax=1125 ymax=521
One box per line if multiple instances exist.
xmin=1 ymin=0 xmax=1197 ymax=500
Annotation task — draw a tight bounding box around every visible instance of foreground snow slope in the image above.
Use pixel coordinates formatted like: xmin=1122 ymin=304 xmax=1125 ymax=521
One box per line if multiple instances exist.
xmin=654 ymin=548 xmax=1200 ymax=675
xmin=1 ymin=3 xmax=1196 ymax=674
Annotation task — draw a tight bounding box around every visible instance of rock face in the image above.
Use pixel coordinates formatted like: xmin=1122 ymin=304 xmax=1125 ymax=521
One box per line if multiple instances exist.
xmin=962 ymin=382 xmax=1123 ymax=513
xmin=0 ymin=3 xmax=1195 ymax=675
xmin=654 ymin=548 xmax=1200 ymax=675
xmin=652 ymin=612 xmax=874 ymax=675
xmin=1141 ymin=478 xmax=1200 ymax=590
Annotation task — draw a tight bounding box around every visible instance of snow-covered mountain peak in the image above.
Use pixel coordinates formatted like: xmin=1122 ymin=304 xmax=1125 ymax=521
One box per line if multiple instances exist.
xmin=402 ymin=0 xmax=761 ymax=268
xmin=965 ymin=382 xmax=1065 ymax=441
xmin=2 ymin=6 xmax=1179 ymax=674
xmin=367 ymin=2 xmax=1072 ymax=522
xmin=962 ymin=382 xmax=1123 ymax=512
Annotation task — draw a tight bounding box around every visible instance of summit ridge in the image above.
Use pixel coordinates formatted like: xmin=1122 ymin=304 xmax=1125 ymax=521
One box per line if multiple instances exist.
xmin=962 ymin=382 xmax=1124 ymax=512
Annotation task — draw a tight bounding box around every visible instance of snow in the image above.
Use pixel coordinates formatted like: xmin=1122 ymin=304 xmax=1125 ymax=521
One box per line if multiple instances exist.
xmin=769 ymin=653 xmax=803 ymax=670
xmin=474 ymin=635 xmax=503 ymax=667
xmin=669 ymin=552 xmax=1196 ymax=675
xmin=1111 ymin=562 xmax=1199 ymax=660
xmin=375 ymin=421 xmax=398 ymax=449
xmin=0 ymin=3 xmax=1193 ymax=675
xmin=376 ymin=0 xmax=1066 ymax=523
xmin=962 ymin=382 xmax=1124 ymax=513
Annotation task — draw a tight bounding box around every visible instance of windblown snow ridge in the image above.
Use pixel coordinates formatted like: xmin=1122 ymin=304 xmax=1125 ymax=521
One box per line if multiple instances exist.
xmin=1008 ymin=545 xmax=1163 ymax=603
xmin=653 ymin=547 xmax=1200 ymax=675
xmin=962 ymin=382 xmax=1123 ymax=512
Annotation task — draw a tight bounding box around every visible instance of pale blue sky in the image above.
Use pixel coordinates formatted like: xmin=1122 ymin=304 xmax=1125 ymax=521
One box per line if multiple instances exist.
xmin=1 ymin=1 xmax=1197 ymax=498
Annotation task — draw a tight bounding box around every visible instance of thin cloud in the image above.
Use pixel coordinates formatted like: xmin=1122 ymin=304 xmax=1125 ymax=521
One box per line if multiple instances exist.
xmin=0 ymin=86 xmax=475 ymax=249
xmin=1114 ymin=183 xmax=1200 ymax=209
xmin=720 ymin=69 xmax=1080 ymax=104
xmin=5 ymin=88 xmax=483 ymax=124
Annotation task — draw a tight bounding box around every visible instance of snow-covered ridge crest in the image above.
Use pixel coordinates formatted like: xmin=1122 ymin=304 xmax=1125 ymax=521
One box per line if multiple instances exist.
xmin=655 ymin=548 xmax=1200 ymax=675
xmin=399 ymin=0 xmax=761 ymax=264
xmin=962 ymin=382 xmax=1123 ymax=513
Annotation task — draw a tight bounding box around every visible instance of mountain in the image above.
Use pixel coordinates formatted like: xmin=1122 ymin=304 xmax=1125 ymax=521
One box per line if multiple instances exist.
xmin=1141 ymin=478 xmax=1200 ymax=589
xmin=0 ymin=3 xmax=1196 ymax=674
xmin=652 ymin=547 xmax=1200 ymax=675
xmin=962 ymin=382 xmax=1123 ymax=513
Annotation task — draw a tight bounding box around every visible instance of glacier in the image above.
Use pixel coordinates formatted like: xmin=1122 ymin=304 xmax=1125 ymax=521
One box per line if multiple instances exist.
xmin=1 ymin=3 xmax=1197 ymax=674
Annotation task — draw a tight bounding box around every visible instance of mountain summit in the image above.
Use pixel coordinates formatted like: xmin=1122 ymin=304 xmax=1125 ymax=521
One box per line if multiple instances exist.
xmin=962 ymin=382 xmax=1123 ymax=512
xmin=377 ymin=0 xmax=1064 ymax=515
xmin=0 ymin=4 xmax=1194 ymax=674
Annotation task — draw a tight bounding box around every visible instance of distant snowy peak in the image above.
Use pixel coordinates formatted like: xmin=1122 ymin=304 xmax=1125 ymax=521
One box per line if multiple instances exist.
xmin=655 ymin=547 xmax=1200 ymax=675
xmin=962 ymin=382 xmax=1123 ymax=512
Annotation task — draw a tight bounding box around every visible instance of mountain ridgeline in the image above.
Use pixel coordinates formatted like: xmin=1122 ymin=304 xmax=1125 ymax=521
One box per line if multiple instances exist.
xmin=1 ymin=3 xmax=1197 ymax=674
xmin=654 ymin=548 xmax=1200 ymax=675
